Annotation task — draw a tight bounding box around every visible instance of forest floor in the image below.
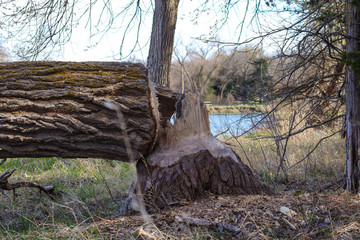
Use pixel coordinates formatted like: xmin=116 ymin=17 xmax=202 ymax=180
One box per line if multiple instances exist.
xmin=1 ymin=183 xmax=359 ymax=239
xmin=91 ymin=191 xmax=360 ymax=240
xmin=0 ymin=157 xmax=359 ymax=239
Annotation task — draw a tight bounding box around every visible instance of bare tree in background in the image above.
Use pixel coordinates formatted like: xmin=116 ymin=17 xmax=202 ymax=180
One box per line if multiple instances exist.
xmin=171 ymin=44 xmax=270 ymax=104
xmin=262 ymin=0 xmax=359 ymax=191
xmin=172 ymin=43 xmax=221 ymax=97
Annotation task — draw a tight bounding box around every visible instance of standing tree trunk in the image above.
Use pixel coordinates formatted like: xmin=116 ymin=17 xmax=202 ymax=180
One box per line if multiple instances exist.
xmin=344 ymin=0 xmax=360 ymax=193
xmin=147 ymin=0 xmax=180 ymax=86
xmin=142 ymin=0 xmax=272 ymax=208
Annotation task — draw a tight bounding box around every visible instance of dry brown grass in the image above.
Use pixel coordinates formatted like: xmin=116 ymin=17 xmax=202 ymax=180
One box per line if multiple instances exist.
xmin=227 ymin=105 xmax=345 ymax=190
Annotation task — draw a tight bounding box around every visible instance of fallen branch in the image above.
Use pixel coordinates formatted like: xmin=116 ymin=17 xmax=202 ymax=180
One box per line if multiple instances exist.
xmin=178 ymin=214 xmax=245 ymax=234
xmin=0 ymin=169 xmax=57 ymax=200
xmin=318 ymin=178 xmax=345 ymax=192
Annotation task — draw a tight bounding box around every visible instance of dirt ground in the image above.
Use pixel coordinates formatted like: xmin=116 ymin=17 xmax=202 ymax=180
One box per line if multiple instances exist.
xmin=75 ymin=191 xmax=360 ymax=239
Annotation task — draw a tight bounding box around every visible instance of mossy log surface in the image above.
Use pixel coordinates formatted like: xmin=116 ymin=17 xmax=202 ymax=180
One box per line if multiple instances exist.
xmin=0 ymin=61 xmax=167 ymax=161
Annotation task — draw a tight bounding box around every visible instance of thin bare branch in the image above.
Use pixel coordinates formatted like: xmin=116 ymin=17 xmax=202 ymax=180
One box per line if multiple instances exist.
xmin=286 ymin=130 xmax=341 ymax=172
xmin=274 ymin=111 xmax=296 ymax=184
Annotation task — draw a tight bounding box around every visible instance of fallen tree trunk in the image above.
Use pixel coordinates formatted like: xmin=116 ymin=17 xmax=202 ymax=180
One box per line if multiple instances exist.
xmin=0 ymin=61 xmax=179 ymax=161
xmin=0 ymin=61 xmax=272 ymax=209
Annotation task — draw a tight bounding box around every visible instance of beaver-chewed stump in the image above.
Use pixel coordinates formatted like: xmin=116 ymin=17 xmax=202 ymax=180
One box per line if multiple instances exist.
xmin=135 ymin=93 xmax=273 ymax=210
xmin=0 ymin=61 xmax=272 ymax=211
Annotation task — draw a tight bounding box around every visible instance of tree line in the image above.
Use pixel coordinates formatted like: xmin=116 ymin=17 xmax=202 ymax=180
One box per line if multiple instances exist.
xmin=170 ymin=46 xmax=273 ymax=105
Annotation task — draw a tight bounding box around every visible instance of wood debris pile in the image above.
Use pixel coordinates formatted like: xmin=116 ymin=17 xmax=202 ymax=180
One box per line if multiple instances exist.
xmin=90 ymin=192 xmax=360 ymax=239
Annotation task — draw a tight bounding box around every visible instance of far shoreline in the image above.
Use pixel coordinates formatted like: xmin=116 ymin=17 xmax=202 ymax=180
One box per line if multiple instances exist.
xmin=206 ymin=104 xmax=264 ymax=114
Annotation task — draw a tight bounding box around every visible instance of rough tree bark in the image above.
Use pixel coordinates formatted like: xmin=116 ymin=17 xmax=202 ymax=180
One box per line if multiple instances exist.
xmin=344 ymin=0 xmax=360 ymax=193
xmin=0 ymin=61 xmax=272 ymax=209
xmin=147 ymin=0 xmax=180 ymax=86
xmin=0 ymin=61 xmax=178 ymax=161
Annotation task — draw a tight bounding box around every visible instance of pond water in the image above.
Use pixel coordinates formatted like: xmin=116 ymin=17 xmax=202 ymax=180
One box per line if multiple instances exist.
xmin=209 ymin=113 xmax=263 ymax=136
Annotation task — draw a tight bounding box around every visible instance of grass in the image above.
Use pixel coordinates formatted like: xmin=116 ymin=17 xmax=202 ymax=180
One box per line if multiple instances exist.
xmin=222 ymin=105 xmax=345 ymax=189
xmin=0 ymin=158 xmax=135 ymax=239
xmin=233 ymin=129 xmax=345 ymax=187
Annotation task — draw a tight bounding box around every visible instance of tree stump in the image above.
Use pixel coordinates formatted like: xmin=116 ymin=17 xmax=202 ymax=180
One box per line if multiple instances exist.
xmin=135 ymin=93 xmax=273 ymax=209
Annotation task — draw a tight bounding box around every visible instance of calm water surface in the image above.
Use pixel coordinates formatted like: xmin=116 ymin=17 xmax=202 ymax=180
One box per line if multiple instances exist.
xmin=209 ymin=113 xmax=263 ymax=136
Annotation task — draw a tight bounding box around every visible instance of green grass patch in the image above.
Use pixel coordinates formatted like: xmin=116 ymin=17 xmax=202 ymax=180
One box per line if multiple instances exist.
xmin=0 ymin=157 xmax=136 ymax=237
